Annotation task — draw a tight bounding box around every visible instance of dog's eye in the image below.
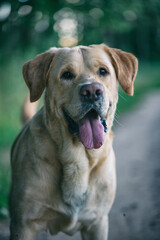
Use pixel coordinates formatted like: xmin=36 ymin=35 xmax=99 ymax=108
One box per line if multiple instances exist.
xmin=61 ymin=71 xmax=74 ymax=80
xmin=99 ymin=68 xmax=109 ymax=76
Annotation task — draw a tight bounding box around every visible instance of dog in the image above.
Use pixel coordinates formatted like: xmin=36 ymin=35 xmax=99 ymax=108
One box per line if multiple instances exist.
xmin=10 ymin=44 xmax=138 ymax=240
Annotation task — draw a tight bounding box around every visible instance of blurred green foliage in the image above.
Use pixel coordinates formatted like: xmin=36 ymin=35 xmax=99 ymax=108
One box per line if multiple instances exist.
xmin=0 ymin=0 xmax=160 ymax=60
xmin=0 ymin=0 xmax=160 ymax=218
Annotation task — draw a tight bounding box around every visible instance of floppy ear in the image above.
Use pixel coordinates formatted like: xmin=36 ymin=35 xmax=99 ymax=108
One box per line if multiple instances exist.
xmin=23 ymin=49 xmax=56 ymax=102
xmin=104 ymin=45 xmax=138 ymax=95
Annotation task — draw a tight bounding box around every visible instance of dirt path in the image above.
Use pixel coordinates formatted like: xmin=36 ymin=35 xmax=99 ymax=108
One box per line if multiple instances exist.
xmin=109 ymin=91 xmax=160 ymax=240
xmin=0 ymin=91 xmax=160 ymax=240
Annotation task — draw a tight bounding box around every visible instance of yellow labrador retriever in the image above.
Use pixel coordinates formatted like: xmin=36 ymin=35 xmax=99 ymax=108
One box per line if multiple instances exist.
xmin=10 ymin=44 xmax=138 ymax=240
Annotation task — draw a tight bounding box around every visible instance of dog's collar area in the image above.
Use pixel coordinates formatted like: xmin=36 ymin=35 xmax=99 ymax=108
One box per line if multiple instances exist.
xmin=63 ymin=109 xmax=107 ymax=135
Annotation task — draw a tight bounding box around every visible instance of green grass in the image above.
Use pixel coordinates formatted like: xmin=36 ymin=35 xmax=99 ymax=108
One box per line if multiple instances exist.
xmin=0 ymin=50 xmax=160 ymax=219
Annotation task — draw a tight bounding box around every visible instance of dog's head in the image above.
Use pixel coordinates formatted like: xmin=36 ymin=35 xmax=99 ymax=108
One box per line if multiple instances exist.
xmin=23 ymin=44 xmax=138 ymax=149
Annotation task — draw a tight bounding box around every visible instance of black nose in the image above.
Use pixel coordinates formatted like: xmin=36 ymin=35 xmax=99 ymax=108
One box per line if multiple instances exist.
xmin=80 ymin=83 xmax=104 ymax=102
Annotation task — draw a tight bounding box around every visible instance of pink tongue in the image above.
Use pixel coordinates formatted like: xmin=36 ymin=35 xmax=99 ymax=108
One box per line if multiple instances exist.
xmin=78 ymin=111 xmax=104 ymax=149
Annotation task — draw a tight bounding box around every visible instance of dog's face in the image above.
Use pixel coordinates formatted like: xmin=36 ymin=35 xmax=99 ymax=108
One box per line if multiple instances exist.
xmin=23 ymin=44 xmax=138 ymax=149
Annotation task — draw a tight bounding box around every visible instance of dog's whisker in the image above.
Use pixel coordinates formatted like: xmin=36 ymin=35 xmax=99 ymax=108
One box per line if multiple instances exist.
xmin=114 ymin=109 xmax=124 ymax=127
xmin=114 ymin=117 xmax=124 ymax=127
xmin=119 ymin=93 xmax=127 ymax=102
xmin=115 ymin=112 xmax=120 ymax=119
xmin=115 ymin=108 xmax=121 ymax=115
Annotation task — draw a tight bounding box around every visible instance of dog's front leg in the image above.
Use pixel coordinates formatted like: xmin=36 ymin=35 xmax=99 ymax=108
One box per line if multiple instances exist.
xmin=60 ymin=147 xmax=89 ymax=213
xmin=10 ymin=221 xmax=37 ymax=240
xmin=81 ymin=215 xmax=109 ymax=240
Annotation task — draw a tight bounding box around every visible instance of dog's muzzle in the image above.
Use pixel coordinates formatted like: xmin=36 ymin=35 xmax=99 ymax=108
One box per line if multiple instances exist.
xmin=63 ymin=83 xmax=107 ymax=150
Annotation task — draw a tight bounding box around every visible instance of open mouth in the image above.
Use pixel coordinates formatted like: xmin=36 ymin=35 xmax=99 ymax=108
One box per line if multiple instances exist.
xmin=63 ymin=109 xmax=107 ymax=149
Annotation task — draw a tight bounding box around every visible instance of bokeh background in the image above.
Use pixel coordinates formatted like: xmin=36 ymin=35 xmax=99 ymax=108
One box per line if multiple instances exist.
xmin=0 ymin=0 xmax=160 ymax=228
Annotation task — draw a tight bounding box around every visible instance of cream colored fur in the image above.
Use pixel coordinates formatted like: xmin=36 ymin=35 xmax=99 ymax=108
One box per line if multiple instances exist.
xmin=10 ymin=44 xmax=138 ymax=240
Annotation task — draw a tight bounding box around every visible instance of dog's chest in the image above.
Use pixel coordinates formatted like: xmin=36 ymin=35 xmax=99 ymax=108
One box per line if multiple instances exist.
xmin=49 ymin=187 xmax=108 ymax=235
